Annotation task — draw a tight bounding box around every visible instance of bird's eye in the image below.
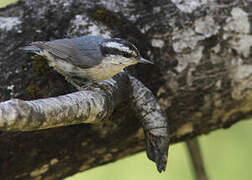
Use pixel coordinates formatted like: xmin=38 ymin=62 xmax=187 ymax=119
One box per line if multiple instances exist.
xmin=122 ymin=52 xmax=132 ymax=58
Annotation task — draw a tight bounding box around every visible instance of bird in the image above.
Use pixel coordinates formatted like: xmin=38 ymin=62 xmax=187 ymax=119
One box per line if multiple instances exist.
xmin=22 ymin=35 xmax=153 ymax=89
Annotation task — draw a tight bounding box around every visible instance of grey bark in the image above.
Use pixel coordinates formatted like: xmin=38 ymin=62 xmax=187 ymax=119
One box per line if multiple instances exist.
xmin=0 ymin=0 xmax=252 ymax=179
xmin=0 ymin=72 xmax=170 ymax=173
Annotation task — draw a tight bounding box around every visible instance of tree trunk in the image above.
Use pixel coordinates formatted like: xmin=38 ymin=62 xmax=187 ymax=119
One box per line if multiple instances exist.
xmin=0 ymin=0 xmax=251 ymax=179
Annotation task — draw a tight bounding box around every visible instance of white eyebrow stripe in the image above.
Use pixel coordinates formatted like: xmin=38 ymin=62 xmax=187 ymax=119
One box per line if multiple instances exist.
xmin=104 ymin=42 xmax=134 ymax=54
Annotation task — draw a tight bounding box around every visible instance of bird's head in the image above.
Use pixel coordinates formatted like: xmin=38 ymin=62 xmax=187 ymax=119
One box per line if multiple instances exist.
xmin=99 ymin=38 xmax=153 ymax=67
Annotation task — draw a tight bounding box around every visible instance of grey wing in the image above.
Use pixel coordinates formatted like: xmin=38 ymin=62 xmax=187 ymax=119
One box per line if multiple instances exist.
xmin=36 ymin=36 xmax=104 ymax=68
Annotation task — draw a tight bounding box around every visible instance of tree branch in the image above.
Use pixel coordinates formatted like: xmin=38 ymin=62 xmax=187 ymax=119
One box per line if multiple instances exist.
xmin=0 ymin=72 xmax=170 ymax=173
xmin=0 ymin=73 xmax=129 ymax=131
xmin=186 ymin=138 xmax=209 ymax=180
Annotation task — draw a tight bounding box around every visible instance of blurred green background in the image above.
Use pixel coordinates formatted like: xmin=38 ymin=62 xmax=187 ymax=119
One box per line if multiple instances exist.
xmin=1 ymin=1 xmax=252 ymax=179
xmin=0 ymin=0 xmax=16 ymax=7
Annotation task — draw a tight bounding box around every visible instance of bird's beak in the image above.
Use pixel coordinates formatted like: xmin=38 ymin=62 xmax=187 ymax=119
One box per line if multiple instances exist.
xmin=137 ymin=57 xmax=154 ymax=64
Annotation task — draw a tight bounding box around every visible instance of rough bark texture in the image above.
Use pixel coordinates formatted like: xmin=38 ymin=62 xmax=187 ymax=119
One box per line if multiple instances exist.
xmin=0 ymin=0 xmax=252 ymax=179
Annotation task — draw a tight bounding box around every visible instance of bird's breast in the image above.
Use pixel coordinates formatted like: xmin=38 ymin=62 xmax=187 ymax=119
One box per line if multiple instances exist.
xmin=77 ymin=60 xmax=124 ymax=82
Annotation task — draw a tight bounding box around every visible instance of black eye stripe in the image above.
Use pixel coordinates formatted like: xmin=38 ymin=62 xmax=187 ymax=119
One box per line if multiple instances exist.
xmin=100 ymin=47 xmax=133 ymax=58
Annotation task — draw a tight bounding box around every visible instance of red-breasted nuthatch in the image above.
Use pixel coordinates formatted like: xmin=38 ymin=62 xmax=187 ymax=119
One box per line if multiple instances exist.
xmin=22 ymin=36 xmax=169 ymax=173
xmin=22 ymin=35 xmax=153 ymax=88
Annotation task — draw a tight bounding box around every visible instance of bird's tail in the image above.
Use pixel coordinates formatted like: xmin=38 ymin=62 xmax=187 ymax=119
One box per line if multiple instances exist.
xmin=20 ymin=46 xmax=41 ymax=52
xmin=20 ymin=42 xmax=45 ymax=53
